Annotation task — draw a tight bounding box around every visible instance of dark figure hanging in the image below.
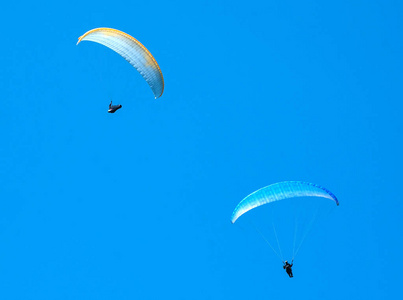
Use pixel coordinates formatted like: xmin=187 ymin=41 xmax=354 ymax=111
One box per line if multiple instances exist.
xmin=283 ymin=260 xmax=293 ymax=278
xmin=108 ymin=101 xmax=122 ymax=113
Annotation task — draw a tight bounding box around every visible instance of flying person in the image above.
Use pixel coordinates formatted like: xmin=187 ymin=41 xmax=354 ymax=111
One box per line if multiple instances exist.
xmin=108 ymin=101 xmax=122 ymax=113
xmin=283 ymin=260 xmax=293 ymax=278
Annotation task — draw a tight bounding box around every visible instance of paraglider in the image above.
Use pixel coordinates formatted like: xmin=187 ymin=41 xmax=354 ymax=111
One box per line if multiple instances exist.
xmin=77 ymin=27 xmax=164 ymax=99
xmin=231 ymin=181 xmax=338 ymax=224
xmin=283 ymin=260 xmax=293 ymax=278
xmin=231 ymin=181 xmax=338 ymax=275
xmin=108 ymin=101 xmax=122 ymax=113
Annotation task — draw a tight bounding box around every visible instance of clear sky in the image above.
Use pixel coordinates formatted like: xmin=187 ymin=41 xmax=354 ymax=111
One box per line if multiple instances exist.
xmin=0 ymin=0 xmax=401 ymax=299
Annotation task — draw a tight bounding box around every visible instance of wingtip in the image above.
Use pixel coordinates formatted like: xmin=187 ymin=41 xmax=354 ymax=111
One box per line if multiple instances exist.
xmin=76 ymin=36 xmax=83 ymax=45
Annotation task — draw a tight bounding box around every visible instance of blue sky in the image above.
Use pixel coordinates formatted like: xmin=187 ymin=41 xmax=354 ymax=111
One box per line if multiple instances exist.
xmin=0 ymin=0 xmax=402 ymax=299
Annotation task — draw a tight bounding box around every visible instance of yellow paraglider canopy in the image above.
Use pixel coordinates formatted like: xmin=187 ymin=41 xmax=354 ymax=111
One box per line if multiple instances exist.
xmin=77 ymin=28 xmax=164 ymax=99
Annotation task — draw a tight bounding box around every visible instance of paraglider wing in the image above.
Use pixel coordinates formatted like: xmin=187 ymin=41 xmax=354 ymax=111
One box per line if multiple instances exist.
xmin=231 ymin=181 xmax=338 ymax=223
xmin=77 ymin=28 xmax=164 ymax=99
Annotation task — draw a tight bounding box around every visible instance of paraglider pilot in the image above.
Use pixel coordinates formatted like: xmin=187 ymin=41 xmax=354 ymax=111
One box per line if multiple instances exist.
xmin=283 ymin=260 xmax=293 ymax=278
xmin=108 ymin=101 xmax=122 ymax=113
